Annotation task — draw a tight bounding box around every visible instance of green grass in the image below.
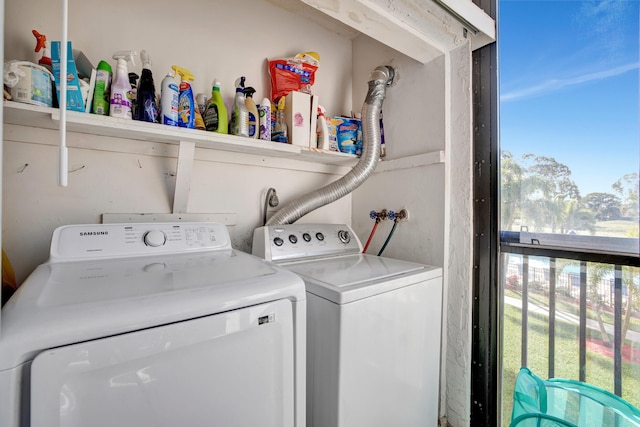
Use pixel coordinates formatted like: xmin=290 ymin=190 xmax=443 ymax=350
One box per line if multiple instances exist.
xmin=593 ymin=219 xmax=638 ymax=238
xmin=502 ymin=296 xmax=640 ymax=425
xmin=516 ymin=289 xmax=640 ymax=335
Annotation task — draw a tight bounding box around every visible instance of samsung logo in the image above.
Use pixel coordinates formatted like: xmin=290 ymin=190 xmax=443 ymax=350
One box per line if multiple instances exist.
xmin=79 ymin=231 xmax=109 ymax=236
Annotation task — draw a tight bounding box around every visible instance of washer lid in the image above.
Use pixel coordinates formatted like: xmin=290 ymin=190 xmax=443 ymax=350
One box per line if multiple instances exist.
xmin=0 ymin=250 xmax=305 ymax=370
xmin=283 ymin=254 xmax=442 ymax=304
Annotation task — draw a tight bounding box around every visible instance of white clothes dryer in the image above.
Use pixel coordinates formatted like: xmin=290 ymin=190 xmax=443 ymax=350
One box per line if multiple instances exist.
xmin=253 ymin=223 xmax=443 ymax=427
xmin=0 ymin=222 xmax=306 ymax=427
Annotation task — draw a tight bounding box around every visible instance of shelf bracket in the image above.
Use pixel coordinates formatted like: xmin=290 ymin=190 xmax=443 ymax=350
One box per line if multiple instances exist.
xmin=172 ymin=140 xmax=196 ymax=214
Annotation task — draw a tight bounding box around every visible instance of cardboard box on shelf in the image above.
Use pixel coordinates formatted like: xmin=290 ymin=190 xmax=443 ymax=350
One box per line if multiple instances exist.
xmin=284 ymin=91 xmax=311 ymax=147
xmin=51 ymin=41 xmax=85 ymax=112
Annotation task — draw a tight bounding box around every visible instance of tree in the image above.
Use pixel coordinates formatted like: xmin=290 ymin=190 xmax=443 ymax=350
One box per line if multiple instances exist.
xmin=562 ymin=199 xmax=596 ymax=234
xmin=583 ymin=192 xmax=622 ymax=221
xmin=587 ymin=263 xmax=613 ymax=346
xmin=613 ymin=173 xmax=639 ymax=219
xmin=519 ymin=154 xmax=586 ymax=233
xmin=501 ymin=151 xmax=525 ymax=231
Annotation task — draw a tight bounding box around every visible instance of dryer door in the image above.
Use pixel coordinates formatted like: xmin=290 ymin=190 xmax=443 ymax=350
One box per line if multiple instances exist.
xmin=30 ymin=299 xmax=295 ymax=427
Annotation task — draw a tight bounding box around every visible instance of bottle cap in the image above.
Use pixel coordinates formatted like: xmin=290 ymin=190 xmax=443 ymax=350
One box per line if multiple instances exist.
xmin=97 ymin=60 xmax=112 ymax=73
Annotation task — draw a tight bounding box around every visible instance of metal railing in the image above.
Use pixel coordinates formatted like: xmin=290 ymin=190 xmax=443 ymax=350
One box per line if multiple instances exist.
xmin=500 ymin=233 xmax=640 ymax=421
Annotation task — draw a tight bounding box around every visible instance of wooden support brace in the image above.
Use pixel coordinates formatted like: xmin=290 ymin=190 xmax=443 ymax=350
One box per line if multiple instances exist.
xmin=172 ymin=140 xmax=196 ymax=214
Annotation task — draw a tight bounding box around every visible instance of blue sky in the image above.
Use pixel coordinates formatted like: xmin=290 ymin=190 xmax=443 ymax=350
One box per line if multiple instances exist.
xmin=499 ymin=0 xmax=639 ymax=195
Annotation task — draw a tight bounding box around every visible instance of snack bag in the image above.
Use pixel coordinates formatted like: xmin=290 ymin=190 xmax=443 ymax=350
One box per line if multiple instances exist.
xmin=269 ymin=52 xmax=319 ymax=102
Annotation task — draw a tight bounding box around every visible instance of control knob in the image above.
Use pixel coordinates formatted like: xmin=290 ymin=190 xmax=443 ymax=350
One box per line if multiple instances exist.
xmin=143 ymin=230 xmax=167 ymax=247
xmin=338 ymin=229 xmax=351 ymax=244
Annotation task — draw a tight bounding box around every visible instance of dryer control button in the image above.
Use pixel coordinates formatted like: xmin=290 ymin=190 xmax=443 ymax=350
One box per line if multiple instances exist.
xmin=274 ymin=237 xmax=284 ymax=247
xmin=338 ymin=230 xmax=351 ymax=244
xmin=315 ymin=232 xmax=325 ymax=241
xmin=289 ymin=235 xmax=298 ymax=244
xmin=143 ymin=230 xmax=167 ymax=247
xmin=302 ymin=233 xmax=312 ymax=242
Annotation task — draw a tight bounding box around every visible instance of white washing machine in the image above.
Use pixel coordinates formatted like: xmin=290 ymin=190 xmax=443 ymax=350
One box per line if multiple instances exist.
xmin=0 ymin=222 xmax=306 ymax=427
xmin=253 ymin=223 xmax=443 ymax=427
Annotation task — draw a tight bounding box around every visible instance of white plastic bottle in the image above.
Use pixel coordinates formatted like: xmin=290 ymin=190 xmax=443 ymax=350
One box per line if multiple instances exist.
xmin=109 ymin=50 xmax=137 ymax=119
xmin=317 ymin=106 xmax=330 ymax=150
xmin=160 ymin=70 xmax=179 ymax=126
xmin=231 ymin=76 xmax=249 ymax=137
xmin=258 ymin=97 xmax=271 ymax=141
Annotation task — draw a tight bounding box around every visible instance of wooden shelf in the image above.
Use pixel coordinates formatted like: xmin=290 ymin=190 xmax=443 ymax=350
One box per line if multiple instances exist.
xmin=3 ymin=101 xmax=359 ymax=167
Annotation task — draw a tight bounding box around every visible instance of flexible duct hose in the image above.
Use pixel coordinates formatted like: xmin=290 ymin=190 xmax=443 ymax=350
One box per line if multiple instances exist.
xmin=266 ymin=65 xmax=396 ymax=226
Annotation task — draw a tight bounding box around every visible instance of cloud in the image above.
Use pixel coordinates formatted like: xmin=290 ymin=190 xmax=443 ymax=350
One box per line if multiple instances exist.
xmin=500 ymin=62 xmax=639 ymax=102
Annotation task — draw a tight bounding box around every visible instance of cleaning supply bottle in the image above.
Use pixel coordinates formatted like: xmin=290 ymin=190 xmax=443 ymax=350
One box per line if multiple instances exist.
xmin=160 ymin=70 xmax=179 ymax=126
xmin=317 ymin=105 xmax=330 ymax=150
xmin=135 ymin=50 xmax=158 ymax=123
xmin=230 ymin=77 xmax=249 ymax=137
xmin=173 ymin=65 xmax=196 ymax=129
xmin=243 ymin=86 xmax=259 ymax=139
xmin=204 ymin=80 xmax=228 ymax=133
xmin=272 ymin=97 xmax=288 ymax=143
xmin=92 ymin=60 xmax=112 ymax=115
xmin=128 ymin=73 xmax=139 ymax=118
xmin=258 ymin=97 xmax=271 ymax=141
xmin=109 ymin=50 xmax=137 ymax=119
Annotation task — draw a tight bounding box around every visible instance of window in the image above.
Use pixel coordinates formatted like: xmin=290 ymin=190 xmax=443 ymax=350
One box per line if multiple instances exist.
xmin=499 ymin=1 xmax=640 ymax=424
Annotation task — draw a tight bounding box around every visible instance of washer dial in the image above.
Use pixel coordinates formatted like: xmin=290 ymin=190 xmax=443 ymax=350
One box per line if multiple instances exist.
xmin=143 ymin=230 xmax=167 ymax=247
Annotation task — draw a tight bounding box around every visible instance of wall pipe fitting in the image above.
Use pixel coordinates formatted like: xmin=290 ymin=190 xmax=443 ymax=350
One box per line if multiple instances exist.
xmin=266 ymin=65 xmax=396 ymax=226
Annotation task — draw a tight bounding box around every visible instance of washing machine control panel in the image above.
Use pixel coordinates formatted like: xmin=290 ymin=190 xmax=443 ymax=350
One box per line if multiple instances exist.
xmin=50 ymin=222 xmax=232 ymax=261
xmin=253 ymin=224 xmax=363 ymax=262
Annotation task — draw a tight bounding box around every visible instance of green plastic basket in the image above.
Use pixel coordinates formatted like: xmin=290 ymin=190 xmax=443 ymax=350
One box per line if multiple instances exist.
xmin=510 ymin=367 xmax=640 ymax=427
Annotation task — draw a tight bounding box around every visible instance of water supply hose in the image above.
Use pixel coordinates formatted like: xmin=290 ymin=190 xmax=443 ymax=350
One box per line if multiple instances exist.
xmin=377 ymin=219 xmax=398 ymax=256
xmin=362 ymin=211 xmax=381 ymax=254
xmin=266 ymin=65 xmax=396 ymax=226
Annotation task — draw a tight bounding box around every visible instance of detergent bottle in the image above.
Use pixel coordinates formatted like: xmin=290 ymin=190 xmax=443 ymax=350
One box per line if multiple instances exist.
xmin=160 ymin=70 xmax=179 ymax=126
xmin=230 ymin=76 xmax=249 ymax=137
xmin=109 ymin=50 xmax=137 ymax=119
xmin=92 ymin=60 xmax=112 ymax=115
xmin=173 ymin=65 xmax=196 ymax=129
xmin=243 ymin=86 xmax=259 ymax=139
xmin=135 ymin=50 xmax=158 ymax=123
xmin=204 ymin=80 xmax=228 ymax=133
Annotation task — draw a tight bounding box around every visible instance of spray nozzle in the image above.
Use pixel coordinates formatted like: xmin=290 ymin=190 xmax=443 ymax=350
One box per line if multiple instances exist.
xmin=235 ymin=76 xmax=246 ymax=92
xmin=32 ymin=29 xmax=51 ymax=67
xmin=112 ymin=50 xmax=137 ymax=67
xmin=317 ymin=105 xmax=326 ymax=117
xmin=172 ymin=65 xmax=194 ymax=82
xmin=140 ymin=49 xmax=152 ymax=69
xmin=243 ymin=86 xmax=256 ymax=98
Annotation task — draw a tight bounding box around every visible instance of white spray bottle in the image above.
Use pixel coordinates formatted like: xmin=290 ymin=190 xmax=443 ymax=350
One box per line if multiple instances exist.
xmin=109 ymin=50 xmax=137 ymax=119
xmin=317 ymin=105 xmax=330 ymax=150
xmin=160 ymin=69 xmax=179 ymax=126
xmin=230 ymin=76 xmax=249 ymax=137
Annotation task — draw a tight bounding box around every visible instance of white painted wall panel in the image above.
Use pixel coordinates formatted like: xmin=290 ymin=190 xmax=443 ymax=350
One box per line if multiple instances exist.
xmin=3 ymin=133 xmax=350 ymax=283
xmin=352 ymin=35 xmax=446 ymax=159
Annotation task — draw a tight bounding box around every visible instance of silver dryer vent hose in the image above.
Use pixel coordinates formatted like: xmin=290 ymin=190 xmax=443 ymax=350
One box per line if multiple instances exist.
xmin=266 ymin=65 xmax=396 ymax=226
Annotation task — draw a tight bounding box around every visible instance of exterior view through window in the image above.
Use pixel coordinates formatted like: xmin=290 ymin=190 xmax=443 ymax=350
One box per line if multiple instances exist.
xmin=499 ymin=0 xmax=640 ymax=424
